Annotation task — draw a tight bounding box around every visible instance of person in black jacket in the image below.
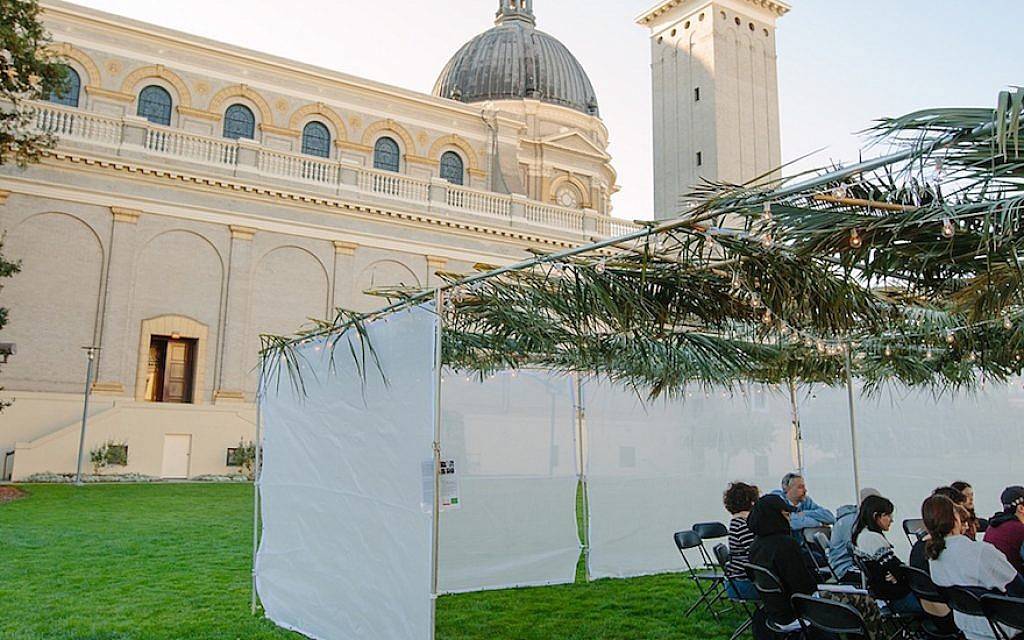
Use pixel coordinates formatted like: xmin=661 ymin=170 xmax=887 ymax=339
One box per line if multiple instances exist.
xmin=748 ymin=494 xmax=825 ymax=639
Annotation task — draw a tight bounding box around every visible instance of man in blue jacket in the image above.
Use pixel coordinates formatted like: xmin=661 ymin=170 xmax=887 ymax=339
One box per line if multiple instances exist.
xmin=771 ymin=472 xmax=836 ymax=532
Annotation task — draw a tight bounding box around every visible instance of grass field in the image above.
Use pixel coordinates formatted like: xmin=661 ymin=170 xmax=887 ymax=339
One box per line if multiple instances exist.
xmin=0 ymin=483 xmax=742 ymax=640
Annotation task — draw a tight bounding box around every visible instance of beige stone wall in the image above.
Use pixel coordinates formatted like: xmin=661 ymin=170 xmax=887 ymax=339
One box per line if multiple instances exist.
xmin=0 ymin=0 xmax=633 ymax=480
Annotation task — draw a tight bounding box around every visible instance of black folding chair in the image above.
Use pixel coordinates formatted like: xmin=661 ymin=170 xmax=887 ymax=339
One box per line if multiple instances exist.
xmin=981 ymin=593 xmax=1024 ymax=640
xmin=978 ymin=518 xmax=990 ymax=534
xmin=809 ymin=530 xmax=839 ymax=582
xmin=674 ymin=530 xmax=726 ymax=620
xmin=851 ymin=553 xmax=918 ymax=639
xmin=714 ymin=543 xmax=759 ymax=640
xmin=942 ymin=586 xmax=1004 ymax=640
xmin=741 ymin=562 xmax=805 ymax=636
xmin=902 ymin=567 xmax=960 ymax=640
xmin=693 ymin=521 xmax=729 ymax=570
xmin=792 ymin=593 xmax=873 ymax=639
xmin=903 ymin=519 xmax=926 ymax=547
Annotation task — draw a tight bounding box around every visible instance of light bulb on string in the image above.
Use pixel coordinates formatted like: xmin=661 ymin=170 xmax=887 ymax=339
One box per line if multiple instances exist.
xmin=884 ymin=345 xmax=893 ymax=358
xmin=1004 ymin=316 xmax=1014 ymax=330
xmin=761 ymin=233 xmax=774 ymax=249
xmin=926 ymin=349 xmax=934 ymax=360
xmin=762 ymin=201 xmax=773 ymax=221
xmin=942 ymin=218 xmax=955 ymax=239
xmin=946 ymin=332 xmax=956 ymax=345
xmin=762 ymin=309 xmax=773 ymax=325
xmin=849 ymin=228 xmax=863 ymax=249
xmin=594 ymin=261 xmax=606 ymax=275
xmin=967 ymin=351 xmax=978 ymax=363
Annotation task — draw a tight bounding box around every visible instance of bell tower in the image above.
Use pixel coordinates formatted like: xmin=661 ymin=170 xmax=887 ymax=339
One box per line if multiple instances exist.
xmin=637 ymin=0 xmax=790 ymax=219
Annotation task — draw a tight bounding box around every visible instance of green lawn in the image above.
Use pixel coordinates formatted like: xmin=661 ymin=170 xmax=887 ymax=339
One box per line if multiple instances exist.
xmin=0 ymin=484 xmax=742 ymax=640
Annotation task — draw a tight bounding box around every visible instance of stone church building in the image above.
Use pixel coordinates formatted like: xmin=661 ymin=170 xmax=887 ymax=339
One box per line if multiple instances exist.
xmin=0 ymin=0 xmax=787 ymax=480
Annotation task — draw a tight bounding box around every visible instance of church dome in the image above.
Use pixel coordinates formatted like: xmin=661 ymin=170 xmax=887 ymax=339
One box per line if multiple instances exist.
xmin=433 ymin=0 xmax=600 ymax=117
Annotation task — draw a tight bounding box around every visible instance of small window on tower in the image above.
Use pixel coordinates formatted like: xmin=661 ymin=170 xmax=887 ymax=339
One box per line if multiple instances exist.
xmin=694 ymin=87 xmax=701 ymax=102
xmin=696 ymin=151 xmax=703 ymax=167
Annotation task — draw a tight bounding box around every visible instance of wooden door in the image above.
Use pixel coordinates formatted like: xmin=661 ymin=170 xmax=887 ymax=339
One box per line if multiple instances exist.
xmin=162 ymin=339 xmax=195 ymax=403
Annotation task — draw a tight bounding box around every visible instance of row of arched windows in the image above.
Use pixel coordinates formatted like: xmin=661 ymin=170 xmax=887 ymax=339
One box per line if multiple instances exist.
xmin=47 ymin=65 xmax=468 ymax=184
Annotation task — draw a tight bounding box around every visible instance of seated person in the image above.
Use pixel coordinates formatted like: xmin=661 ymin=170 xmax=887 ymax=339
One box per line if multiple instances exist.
xmin=983 ymin=486 xmax=1024 ymax=576
xmin=925 ymin=495 xmax=1024 ymax=640
xmin=830 ymin=487 xmax=880 ymax=584
xmin=851 ymin=494 xmax=922 ymax=615
xmin=772 ymin=473 xmax=837 ymax=530
xmin=952 ymin=480 xmax=980 ymax=540
xmin=772 ymin=473 xmax=835 ymax=568
xmin=722 ymin=481 xmax=760 ymax=601
xmin=747 ymin=494 xmax=827 ymax=640
xmin=911 ymin=486 xmax=968 ymax=575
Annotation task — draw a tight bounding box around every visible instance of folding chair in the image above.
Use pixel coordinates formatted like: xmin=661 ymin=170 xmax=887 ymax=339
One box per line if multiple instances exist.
xmin=851 ymin=553 xmax=918 ymax=640
xmin=674 ymin=530 xmax=727 ymax=620
xmin=902 ymin=519 xmax=926 ymax=547
xmin=810 ymin=530 xmax=839 ymax=582
xmin=903 ymin=567 xmax=960 ymax=640
xmin=981 ymin=593 xmax=1024 ymax=640
xmin=714 ymin=543 xmax=759 ymax=640
xmin=693 ymin=521 xmax=729 ymax=570
xmin=978 ymin=518 xmax=990 ymax=534
xmin=741 ymin=562 xmax=805 ymax=636
xmin=792 ymin=593 xmax=873 ymax=639
xmin=942 ymin=586 xmax=1004 ymax=640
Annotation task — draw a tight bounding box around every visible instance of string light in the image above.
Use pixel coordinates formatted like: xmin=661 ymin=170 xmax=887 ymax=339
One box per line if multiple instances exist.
xmin=945 ymin=332 xmax=956 ymax=345
xmin=849 ymin=228 xmax=863 ymax=249
xmin=942 ymin=218 xmax=955 ymax=239
xmin=762 ymin=309 xmax=773 ymax=325
xmin=926 ymin=349 xmax=934 ymax=360
xmin=884 ymin=345 xmax=893 ymax=358
xmin=967 ymin=352 xmax=978 ymax=363
xmin=594 ymin=262 xmax=606 ymax=275
xmin=761 ymin=233 xmax=774 ymax=249
xmin=1004 ymin=316 xmax=1014 ymax=330
xmin=762 ymin=201 xmax=773 ymax=221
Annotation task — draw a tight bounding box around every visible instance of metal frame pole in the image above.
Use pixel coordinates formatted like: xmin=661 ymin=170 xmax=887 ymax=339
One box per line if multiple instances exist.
xmin=787 ymin=379 xmax=805 ymax=475
xmin=429 ymin=288 xmax=444 ymax=640
xmin=843 ymin=347 xmax=862 ymax=504
xmin=74 ymin=346 xmax=99 ymax=486
xmin=574 ymin=374 xmax=590 ymax=581
xmin=251 ymin=386 xmax=263 ymax=616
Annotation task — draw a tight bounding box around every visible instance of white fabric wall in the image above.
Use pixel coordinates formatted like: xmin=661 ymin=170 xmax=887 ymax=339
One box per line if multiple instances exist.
xmin=439 ymin=370 xmax=580 ymax=593
xmin=800 ymin=381 xmax=1024 ymax=558
xmin=584 ymin=380 xmax=797 ymax=579
xmin=256 ymin=306 xmax=437 ymax=640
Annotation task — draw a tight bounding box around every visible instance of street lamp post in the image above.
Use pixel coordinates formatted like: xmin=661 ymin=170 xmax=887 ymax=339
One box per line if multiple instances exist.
xmin=74 ymin=346 xmax=101 ymax=486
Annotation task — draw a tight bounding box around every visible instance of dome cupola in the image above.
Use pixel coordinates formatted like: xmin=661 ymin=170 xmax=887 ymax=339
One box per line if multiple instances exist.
xmin=433 ymin=1 xmax=600 ymax=116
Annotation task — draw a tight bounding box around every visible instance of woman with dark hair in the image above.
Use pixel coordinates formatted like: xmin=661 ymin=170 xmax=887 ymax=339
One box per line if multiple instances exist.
xmin=851 ymin=494 xmax=922 ymax=615
xmin=722 ymin=482 xmax=760 ymax=600
xmin=925 ymin=495 xmax=1023 ymax=640
xmin=951 ymin=481 xmax=980 ymax=539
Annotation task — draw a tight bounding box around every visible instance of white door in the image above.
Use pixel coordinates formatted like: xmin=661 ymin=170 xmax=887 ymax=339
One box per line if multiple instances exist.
xmin=161 ymin=434 xmax=192 ymax=479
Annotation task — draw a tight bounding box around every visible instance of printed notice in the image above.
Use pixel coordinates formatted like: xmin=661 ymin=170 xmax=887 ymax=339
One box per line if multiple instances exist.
xmin=421 ymin=458 xmax=462 ymax=512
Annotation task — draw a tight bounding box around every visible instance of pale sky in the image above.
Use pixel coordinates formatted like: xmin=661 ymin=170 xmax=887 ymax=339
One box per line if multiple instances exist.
xmin=62 ymin=0 xmax=1020 ymax=220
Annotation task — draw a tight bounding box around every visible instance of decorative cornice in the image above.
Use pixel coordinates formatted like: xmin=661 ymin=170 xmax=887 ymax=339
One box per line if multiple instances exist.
xmin=177 ymin=106 xmax=220 ymax=121
xmin=467 ymin=168 xmax=487 ymax=179
xmin=229 ymin=225 xmax=256 ymax=240
xmin=336 ymin=140 xmax=372 ymax=153
xmin=406 ymin=154 xmax=438 ymax=167
xmin=110 ymin=206 xmax=140 ymax=223
xmin=333 ymin=240 xmax=358 ymax=256
xmin=84 ymin=86 xmax=134 ymax=102
xmin=426 ymin=255 xmax=448 ymax=270
xmin=635 ymin=0 xmax=790 ymax=25
xmin=0 ymin=189 xmax=10 ymax=205
xmin=41 ymin=149 xmax=595 ymax=251
xmin=259 ymin=123 xmax=299 ymax=138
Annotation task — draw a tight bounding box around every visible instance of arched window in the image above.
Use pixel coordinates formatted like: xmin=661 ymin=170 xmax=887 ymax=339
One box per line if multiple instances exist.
xmin=439 ymin=151 xmax=464 ymax=185
xmin=373 ymin=136 xmax=401 ymax=172
xmin=137 ymin=85 xmax=173 ymax=126
xmin=301 ymin=121 xmax=331 ymax=158
xmin=49 ymin=65 xmax=80 ymax=107
xmin=223 ymin=104 xmax=255 ymax=140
